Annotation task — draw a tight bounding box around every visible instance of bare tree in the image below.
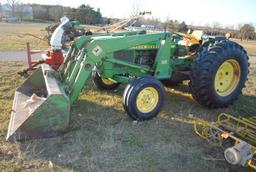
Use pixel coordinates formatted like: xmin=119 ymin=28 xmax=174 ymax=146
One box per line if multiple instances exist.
xmin=15 ymin=3 xmax=25 ymax=20
xmin=178 ymin=21 xmax=188 ymax=33
xmin=212 ymin=21 xmax=221 ymax=29
xmin=49 ymin=6 xmax=64 ymax=21
xmin=225 ymin=24 xmax=234 ymax=30
xmin=240 ymin=24 xmax=255 ymax=41
xmin=0 ymin=2 xmax=2 ymax=16
xmin=16 ymin=3 xmax=32 ymax=21
xmin=163 ymin=16 xmax=169 ymax=32
xmin=6 ymin=0 xmax=19 ymax=16
xmin=131 ymin=0 xmax=143 ymax=16
xmin=210 ymin=21 xmax=222 ymax=36
xmin=167 ymin=19 xmax=179 ymax=32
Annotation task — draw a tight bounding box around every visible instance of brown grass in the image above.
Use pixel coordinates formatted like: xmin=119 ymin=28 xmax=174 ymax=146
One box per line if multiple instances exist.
xmin=0 ymin=60 xmax=255 ymax=172
xmin=0 ymin=22 xmax=256 ymax=172
xmin=233 ymin=39 xmax=256 ymax=56
xmin=0 ymin=22 xmax=49 ymax=51
xmin=0 ymin=22 xmax=117 ymax=52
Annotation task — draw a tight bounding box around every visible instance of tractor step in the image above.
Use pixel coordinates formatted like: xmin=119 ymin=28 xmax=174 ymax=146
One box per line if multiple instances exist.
xmin=6 ymin=64 xmax=70 ymax=141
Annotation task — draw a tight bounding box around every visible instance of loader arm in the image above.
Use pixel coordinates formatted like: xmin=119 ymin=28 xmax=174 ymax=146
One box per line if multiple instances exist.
xmin=6 ymin=32 xmax=173 ymax=141
xmin=62 ymin=33 xmax=171 ymax=103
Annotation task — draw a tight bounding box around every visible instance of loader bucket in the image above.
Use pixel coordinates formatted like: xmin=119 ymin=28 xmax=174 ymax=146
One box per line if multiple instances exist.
xmin=6 ymin=64 xmax=70 ymax=141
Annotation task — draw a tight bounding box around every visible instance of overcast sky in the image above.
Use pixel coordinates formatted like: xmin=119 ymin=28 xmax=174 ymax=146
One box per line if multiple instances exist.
xmin=1 ymin=0 xmax=256 ymax=27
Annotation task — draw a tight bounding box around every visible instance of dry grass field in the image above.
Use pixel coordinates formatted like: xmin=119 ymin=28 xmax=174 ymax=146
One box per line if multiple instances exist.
xmin=0 ymin=22 xmax=49 ymax=51
xmin=0 ymin=22 xmax=256 ymax=171
xmin=0 ymin=22 xmax=255 ymax=56
xmin=0 ymin=23 xmax=104 ymax=52
xmin=231 ymin=38 xmax=256 ymax=56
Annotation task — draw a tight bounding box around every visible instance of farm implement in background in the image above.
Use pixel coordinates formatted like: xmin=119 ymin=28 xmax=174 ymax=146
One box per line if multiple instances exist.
xmin=194 ymin=113 xmax=256 ymax=170
xmin=18 ymin=17 xmax=92 ymax=77
xmin=17 ymin=13 xmax=150 ymax=77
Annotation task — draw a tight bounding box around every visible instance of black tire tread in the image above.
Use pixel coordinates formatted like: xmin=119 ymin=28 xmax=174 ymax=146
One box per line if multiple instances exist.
xmin=92 ymin=71 xmax=119 ymax=90
xmin=190 ymin=40 xmax=249 ymax=108
xmin=123 ymin=76 xmax=165 ymax=120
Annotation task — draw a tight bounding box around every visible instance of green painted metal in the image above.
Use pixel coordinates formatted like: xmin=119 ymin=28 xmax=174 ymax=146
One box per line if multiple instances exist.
xmin=153 ymin=36 xmax=173 ymax=79
xmin=104 ymin=58 xmax=151 ymax=72
xmin=6 ymin=64 xmax=70 ymax=141
xmin=63 ymin=33 xmax=171 ymax=102
xmin=7 ymin=31 xmax=200 ymax=141
xmin=74 ymin=30 xmax=146 ymax=50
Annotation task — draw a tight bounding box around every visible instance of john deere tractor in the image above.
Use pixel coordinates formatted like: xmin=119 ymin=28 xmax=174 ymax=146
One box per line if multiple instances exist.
xmin=6 ymin=27 xmax=249 ymax=141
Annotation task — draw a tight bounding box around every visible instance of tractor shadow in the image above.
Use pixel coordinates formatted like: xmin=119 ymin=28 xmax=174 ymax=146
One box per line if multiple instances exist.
xmin=232 ymin=94 xmax=256 ymax=116
xmin=162 ymin=83 xmax=256 ymax=120
xmin=18 ymin=83 xmax=256 ymax=172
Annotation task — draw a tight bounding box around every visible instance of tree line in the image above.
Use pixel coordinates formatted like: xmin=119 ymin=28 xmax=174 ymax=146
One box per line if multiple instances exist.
xmin=136 ymin=18 xmax=255 ymax=40
xmin=1 ymin=1 xmax=104 ymax=25
xmin=193 ymin=23 xmax=256 ymax=41
xmin=32 ymin=4 xmax=103 ymax=25
xmin=2 ymin=1 xmax=255 ymax=40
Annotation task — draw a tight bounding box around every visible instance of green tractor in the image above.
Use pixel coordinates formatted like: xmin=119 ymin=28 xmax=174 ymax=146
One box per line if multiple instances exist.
xmin=6 ymin=29 xmax=249 ymax=141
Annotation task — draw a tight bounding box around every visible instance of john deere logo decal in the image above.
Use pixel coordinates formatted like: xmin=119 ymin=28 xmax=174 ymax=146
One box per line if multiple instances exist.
xmin=92 ymin=46 xmax=103 ymax=56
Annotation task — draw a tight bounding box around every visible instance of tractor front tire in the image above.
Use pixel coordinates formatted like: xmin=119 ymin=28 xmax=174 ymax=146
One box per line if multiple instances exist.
xmin=123 ymin=76 xmax=165 ymax=120
xmin=190 ymin=41 xmax=249 ymax=108
xmin=92 ymin=71 xmax=119 ymax=90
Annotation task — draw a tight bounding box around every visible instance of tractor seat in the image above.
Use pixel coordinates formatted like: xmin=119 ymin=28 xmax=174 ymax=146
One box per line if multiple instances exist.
xmin=185 ymin=30 xmax=204 ymax=41
xmin=178 ymin=30 xmax=203 ymax=47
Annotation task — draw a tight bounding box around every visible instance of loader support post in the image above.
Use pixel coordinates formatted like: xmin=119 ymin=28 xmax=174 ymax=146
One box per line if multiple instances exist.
xmin=67 ymin=50 xmax=86 ymax=85
xmin=69 ymin=56 xmax=95 ymax=103
xmin=153 ymin=36 xmax=175 ymax=79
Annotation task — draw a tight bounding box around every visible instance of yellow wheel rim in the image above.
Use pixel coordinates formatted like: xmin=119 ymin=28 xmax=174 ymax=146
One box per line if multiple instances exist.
xmin=101 ymin=77 xmax=115 ymax=85
xmin=136 ymin=87 xmax=159 ymax=113
xmin=214 ymin=59 xmax=241 ymax=96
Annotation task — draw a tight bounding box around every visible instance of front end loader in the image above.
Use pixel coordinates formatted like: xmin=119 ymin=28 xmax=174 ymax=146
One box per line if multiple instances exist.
xmin=6 ymin=28 xmax=249 ymax=141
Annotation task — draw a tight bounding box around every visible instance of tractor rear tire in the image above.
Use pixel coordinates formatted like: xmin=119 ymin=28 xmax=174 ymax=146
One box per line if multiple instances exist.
xmin=123 ymin=76 xmax=165 ymax=120
xmin=92 ymin=71 xmax=119 ymax=90
xmin=190 ymin=41 xmax=249 ymax=108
